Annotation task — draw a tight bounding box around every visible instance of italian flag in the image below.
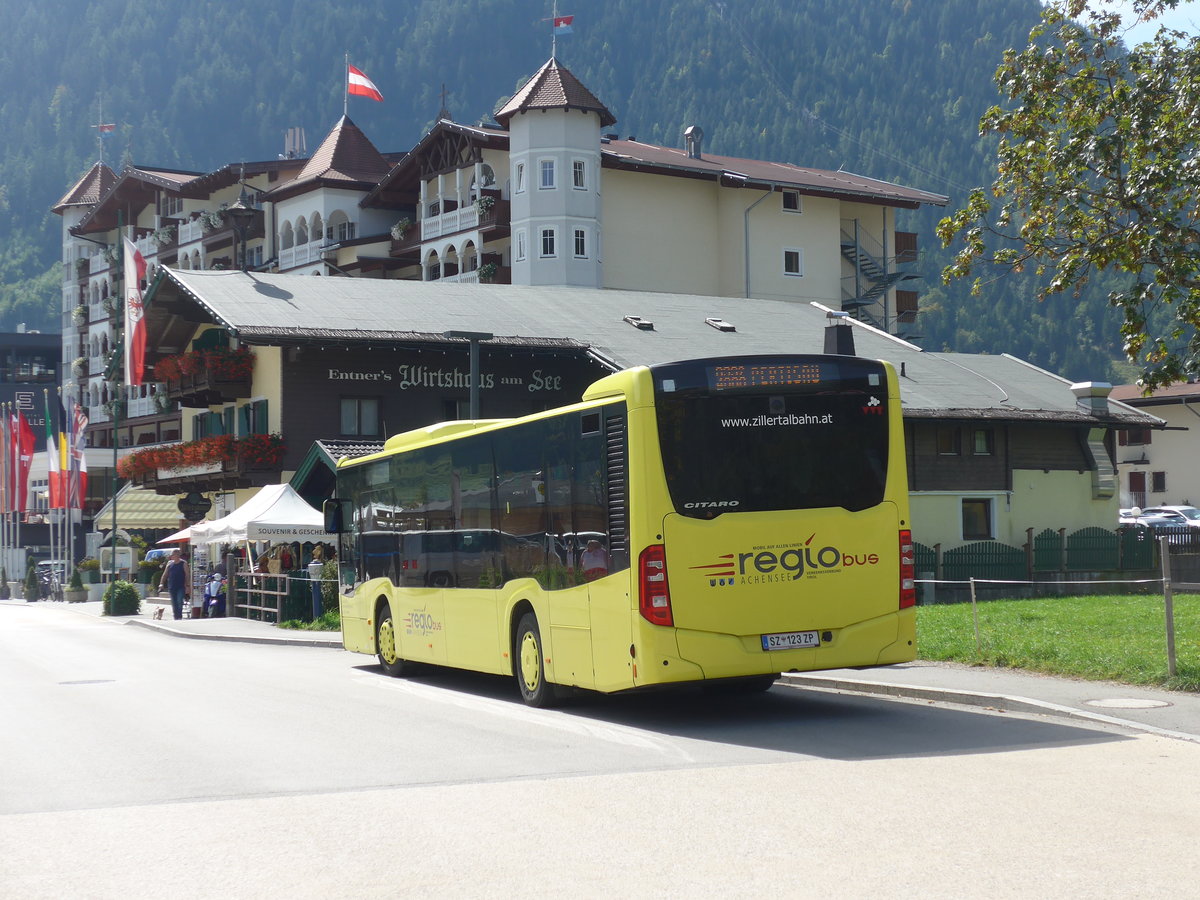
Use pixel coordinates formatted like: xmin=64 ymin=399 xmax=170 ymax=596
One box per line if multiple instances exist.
xmin=347 ymin=64 xmax=384 ymax=102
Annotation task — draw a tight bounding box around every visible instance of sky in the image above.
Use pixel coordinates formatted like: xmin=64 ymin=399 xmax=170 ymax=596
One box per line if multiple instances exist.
xmin=1102 ymin=0 xmax=1200 ymax=42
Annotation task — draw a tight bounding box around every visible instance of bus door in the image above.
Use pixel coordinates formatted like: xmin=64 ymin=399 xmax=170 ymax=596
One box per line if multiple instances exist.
xmin=394 ymin=529 xmax=448 ymax=666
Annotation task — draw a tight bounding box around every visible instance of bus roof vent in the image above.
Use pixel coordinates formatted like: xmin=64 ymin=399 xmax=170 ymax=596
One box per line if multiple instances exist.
xmin=623 ymin=315 xmax=654 ymax=330
xmin=705 ymin=316 xmax=736 ymax=332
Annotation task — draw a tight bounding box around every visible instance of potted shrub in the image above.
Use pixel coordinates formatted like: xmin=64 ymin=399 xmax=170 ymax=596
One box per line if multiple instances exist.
xmin=102 ymin=580 xmax=141 ymax=617
xmin=24 ymin=560 xmax=40 ymax=602
xmin=64 ymin=569 xmax=88 ymax=603
xmin=77 ymin=556 xmax=101 ymax=583
xmin=0 ymin=567 xmax=8 ymax=600
xmin=478 ymin=261 xmax=498 ymax=283
xmin=137 ymin=557 xmax=162 ymax=584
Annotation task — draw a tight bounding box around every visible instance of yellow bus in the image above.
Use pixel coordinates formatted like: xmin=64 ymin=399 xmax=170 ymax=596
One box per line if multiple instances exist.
xmin=325 ymin=354 xmax=915 ymax=706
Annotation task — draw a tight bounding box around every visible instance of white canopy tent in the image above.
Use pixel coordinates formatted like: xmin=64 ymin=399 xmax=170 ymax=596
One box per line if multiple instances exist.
xmin=189 ymin=484 xmax=331 ymax=545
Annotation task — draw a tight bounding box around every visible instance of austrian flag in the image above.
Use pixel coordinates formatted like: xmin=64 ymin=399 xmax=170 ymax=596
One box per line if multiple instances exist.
xmin=347 ymin=64 xmax=384 ymax=102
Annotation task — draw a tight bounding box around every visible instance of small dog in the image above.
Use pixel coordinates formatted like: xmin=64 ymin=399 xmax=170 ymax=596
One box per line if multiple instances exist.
xmin=153 ymin=606 xmax=165 ymax=620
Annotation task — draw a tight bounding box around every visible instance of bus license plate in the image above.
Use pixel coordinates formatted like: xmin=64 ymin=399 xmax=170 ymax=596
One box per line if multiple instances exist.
xmin=761 ymin=630 xmax=820 ymax=651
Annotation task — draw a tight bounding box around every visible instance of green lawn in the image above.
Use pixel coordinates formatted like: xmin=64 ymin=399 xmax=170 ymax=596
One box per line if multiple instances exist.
xmin=916 ymin=593 xmax=1200 ymax=692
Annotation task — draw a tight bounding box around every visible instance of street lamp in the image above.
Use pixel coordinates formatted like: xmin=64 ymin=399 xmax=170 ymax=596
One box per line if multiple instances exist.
xmin=226 ymin=172 xmax=256 ymax=272
xmin=442 ymin=330 xmax=493 ymax=419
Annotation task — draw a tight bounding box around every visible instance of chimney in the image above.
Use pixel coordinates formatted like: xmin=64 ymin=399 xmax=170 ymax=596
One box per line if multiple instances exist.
xmin=1070 ymin=381 xmax=1112 ymax=416
xmin=684 ymin=125 xmax=704 ymax=159
xmin=824 ymin=311 xmax=856 ymax=356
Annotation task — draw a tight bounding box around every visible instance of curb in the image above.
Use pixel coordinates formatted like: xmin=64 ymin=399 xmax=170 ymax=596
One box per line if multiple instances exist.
xmin=781 ymin=673 xmax=1200 ymax=745
xmin=125 ymin=618 xmax=344 ymax=649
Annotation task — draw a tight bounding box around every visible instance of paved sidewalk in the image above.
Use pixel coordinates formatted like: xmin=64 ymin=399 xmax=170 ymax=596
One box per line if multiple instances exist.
xmin=56 ymin=594 xmax=343 ymax=648
xmin=784 ymin=661 xmax=1200 ymax=743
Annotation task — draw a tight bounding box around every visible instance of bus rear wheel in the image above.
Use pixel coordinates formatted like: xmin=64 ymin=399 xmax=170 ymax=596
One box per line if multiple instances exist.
xmin=514 ymin=613 xmax=558 ymax=708
xmin=376 ymin=603 xmax=413 ymax=677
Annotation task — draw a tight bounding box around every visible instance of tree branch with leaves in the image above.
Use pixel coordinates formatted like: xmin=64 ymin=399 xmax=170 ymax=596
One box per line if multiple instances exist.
xmin=938 ymin=0 xmax=1200 ymax=389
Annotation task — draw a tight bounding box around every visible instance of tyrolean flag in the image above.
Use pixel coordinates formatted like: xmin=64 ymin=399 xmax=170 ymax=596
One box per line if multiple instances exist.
xmin=70 ymin=397 xmax=89 ymax=509
xmin=553 ymin=15 xmax=574 ymax=34
xmin=123 ymin=237 xmax=147 ymax=385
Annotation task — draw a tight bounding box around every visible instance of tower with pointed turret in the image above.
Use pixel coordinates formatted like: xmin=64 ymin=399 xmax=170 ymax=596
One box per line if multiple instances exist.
xmin=494 ymin=58 xmax=615 ymax=288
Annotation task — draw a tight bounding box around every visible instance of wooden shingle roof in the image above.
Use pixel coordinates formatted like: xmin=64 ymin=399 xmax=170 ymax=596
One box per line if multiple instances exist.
xmin=495 ymin=58 xmax=616 ymax=127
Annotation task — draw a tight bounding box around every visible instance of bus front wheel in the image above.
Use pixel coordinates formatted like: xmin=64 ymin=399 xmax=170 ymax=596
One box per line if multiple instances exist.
xmin=376 ymin=602 xmax=413 ymax=677
xmin=514 ymin=613 xmax=557 ymax=708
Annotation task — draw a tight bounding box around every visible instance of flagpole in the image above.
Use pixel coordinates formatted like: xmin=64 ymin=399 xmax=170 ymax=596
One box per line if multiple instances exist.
xmin=113 ymin=211 xmax=124 ymax=587
xmin=67 ymin=393 xmax=75 ymax=576
xmin=45 ymin=390 xmax=53 ymax=590
xmin=55 ymin=388 xmax=63 ymax=596
xmin=552 ymin=0 xmax=558 ymax=58
xmin=13 ymin=405 xmax=21 ymax=582
xmin=1 ymin=402 xmax=8 ymax=580
xmin=344 ymin=52 xmax=349 ymax=117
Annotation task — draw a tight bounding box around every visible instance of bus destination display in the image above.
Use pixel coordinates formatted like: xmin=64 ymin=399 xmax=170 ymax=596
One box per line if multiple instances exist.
xmin=708 ymin=362 xmax=823 ymax=391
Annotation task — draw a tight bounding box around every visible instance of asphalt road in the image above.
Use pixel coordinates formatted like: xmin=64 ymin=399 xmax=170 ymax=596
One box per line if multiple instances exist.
xmin=2 ymin=601 xmax=1199 ymax=898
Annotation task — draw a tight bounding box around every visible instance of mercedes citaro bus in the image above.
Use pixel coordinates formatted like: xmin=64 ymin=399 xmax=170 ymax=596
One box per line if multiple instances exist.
xmin=324 ymin=354 xmax=916 ymax=706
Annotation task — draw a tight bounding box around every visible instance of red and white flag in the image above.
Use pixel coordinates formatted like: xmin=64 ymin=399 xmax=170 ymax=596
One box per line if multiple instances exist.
xmin=16 ymin=411 xmax=33 ymax=513
xmin=347 ymin=64 xmax=384 ymax=102
xmin=123 ymin=237 xmax=147 ymax=385
xmin=69 ymin=396 xmax=89 ymax=509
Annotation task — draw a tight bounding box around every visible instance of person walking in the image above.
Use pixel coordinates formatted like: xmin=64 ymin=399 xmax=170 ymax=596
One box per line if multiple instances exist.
xmin=158 ymin=549 xmax=190 ymax=621
xmin=307 ymin=545 xmax=325 ymax=621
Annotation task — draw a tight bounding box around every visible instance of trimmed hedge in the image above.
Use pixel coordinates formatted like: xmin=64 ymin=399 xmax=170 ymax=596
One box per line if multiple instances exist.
xmin=103 ymin=580 xmax=141 ymax=617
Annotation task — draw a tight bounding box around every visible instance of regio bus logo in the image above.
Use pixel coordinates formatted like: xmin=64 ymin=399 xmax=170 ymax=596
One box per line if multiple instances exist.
xmin=690 ymin=534 xmax=880 ymax=587
xmin=404 ymin=607 xmax=443 ymax=636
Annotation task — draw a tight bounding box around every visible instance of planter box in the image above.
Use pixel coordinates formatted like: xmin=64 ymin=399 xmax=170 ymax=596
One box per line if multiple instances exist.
xmin=64 ymin=588 xmax=88 ymax=603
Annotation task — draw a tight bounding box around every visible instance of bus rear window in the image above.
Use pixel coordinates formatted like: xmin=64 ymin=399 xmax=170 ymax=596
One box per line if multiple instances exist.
xmin=654 ymin=361 xmax=890 ymax=516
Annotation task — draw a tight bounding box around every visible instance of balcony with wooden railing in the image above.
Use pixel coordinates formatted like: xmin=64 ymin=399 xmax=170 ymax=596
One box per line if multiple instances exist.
xmin=117 ymin=433 xmax=285 ymax=495
xmin=155 ymin=347 xmax=255 ymax=408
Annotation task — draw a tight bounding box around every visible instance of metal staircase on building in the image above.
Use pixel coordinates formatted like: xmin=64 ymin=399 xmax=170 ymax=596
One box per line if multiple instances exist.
xmin=839 ymin=227 xmax=921 ymax=338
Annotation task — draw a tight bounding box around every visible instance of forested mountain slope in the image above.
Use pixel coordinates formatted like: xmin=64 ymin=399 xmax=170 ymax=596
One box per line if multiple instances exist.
xmin=0 ymin=0 xmax=1132 ymax=381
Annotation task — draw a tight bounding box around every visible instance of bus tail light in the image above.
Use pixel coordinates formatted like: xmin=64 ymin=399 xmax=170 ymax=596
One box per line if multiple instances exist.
xmin=638 ymin=544 xmax=674 ymax=627
xmin=899 ymin=529 xmax=916 ymax=609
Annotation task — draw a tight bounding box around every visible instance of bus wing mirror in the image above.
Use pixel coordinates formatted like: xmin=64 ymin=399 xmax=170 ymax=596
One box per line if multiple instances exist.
xmin=323 ymin=498 xmax=346 ymax=534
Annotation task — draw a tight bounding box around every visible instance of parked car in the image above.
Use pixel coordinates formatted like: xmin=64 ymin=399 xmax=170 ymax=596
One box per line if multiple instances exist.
xmin=1140 ymin=505 xmax=1200 ymax=528
xmin=143 ymin=548 xmax=172 ymax=564
xmin=1118 ymin=508 xmax=1183 ymax=530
